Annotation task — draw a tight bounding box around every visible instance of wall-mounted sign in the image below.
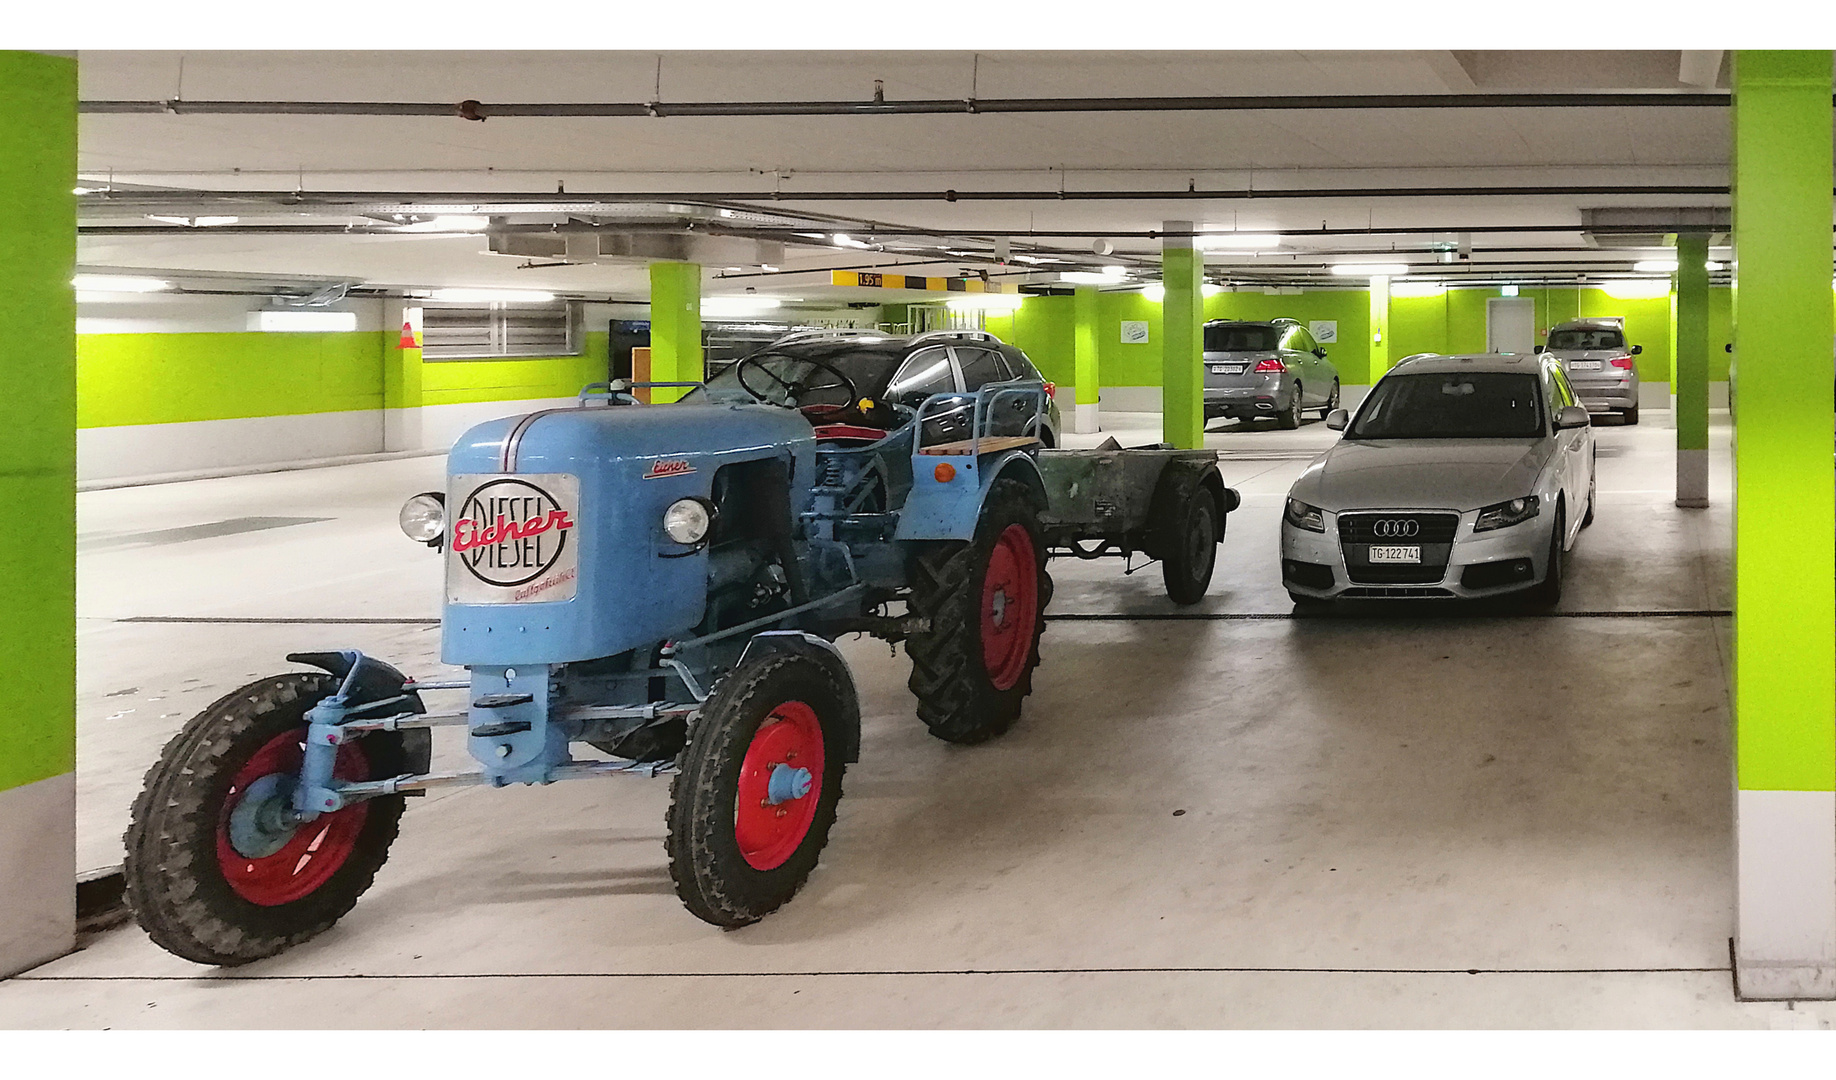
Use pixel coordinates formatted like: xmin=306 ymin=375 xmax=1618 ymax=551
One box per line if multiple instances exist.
xmin=1310 ymin=320 xmax=1338 ymax=344
xmin=1120 ymin=320 xmax=1150 ymax=344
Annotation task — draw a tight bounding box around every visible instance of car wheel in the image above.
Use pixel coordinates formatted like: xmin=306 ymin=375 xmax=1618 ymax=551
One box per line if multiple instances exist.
xmin=1320 ymin=380 xmax=1340 ymax=418
xmin=1528 ymin=505 xmax=1566 ymax=609
xmin=1276 ymin=384 xmax=1302 ymax=430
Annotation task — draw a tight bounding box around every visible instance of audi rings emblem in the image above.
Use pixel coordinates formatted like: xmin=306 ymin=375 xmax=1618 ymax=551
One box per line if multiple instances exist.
xmin=1372 ymin=519 xmax=1420 ymax=538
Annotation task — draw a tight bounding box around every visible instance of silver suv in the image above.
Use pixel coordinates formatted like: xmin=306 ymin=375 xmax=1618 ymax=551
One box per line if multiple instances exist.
xmin=1202 ymin=318 xmax=1341 ymax=430
xmin=1539 ymin=317 xmax=1642 ymax=424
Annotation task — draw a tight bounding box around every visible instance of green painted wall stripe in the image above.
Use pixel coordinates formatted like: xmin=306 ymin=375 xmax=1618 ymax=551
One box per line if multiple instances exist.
xmin=648 ymin=262 xmax=701 ymax=403
xmin=1674 ymin=234 xmax=1710 ymax=452
xmin=0 ymin=52 xmax=76 ymax=793
xmin=1072 ymin=285 xmax=1099 ymax=405
xmin=76 ymin=331 xmax=608 ymax=428
xmin=1731 ymin=50 xmax=1836 ymax=792
xmin=1160 ymin=242 xmax=1203 ymax=449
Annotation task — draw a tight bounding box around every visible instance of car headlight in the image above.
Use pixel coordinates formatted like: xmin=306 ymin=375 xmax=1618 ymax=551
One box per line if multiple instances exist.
xmin=663 ymin=498 xmax=713 ymax=545
xmin=1284 ymin=498 xmax=1325 ymax=533
xmin=1473 ymin=495 xmax=1540 ymax=533
xmin=399 ymin=492 xmax=446 ymax=545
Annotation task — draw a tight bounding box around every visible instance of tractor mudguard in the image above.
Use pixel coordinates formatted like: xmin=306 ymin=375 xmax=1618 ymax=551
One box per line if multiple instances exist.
xmin=1140 ymin=460 xmax=1235 ymax=561
xmin=286 ymin=651 xmax=432 ymax=775
xmin=894 ymin=450 xmax=1047 ymax=542
xmin=735 ymin=632 xmax=862 ymax=763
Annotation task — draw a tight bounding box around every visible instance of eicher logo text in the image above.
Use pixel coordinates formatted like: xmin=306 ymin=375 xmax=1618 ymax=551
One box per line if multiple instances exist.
xmin=643 ymin=459 xmax=696 ymax=480
xmin=453 ymin=478 xmax=575 ymax=588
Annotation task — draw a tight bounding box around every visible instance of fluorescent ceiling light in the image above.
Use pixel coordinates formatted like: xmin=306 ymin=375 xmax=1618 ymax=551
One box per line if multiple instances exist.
xmin=1011 ymin=254 xmax=1053 ymax=265
xmin=72 ymin=274 xmax=170 ymax=294
xmin=1600 ymin=279 xmax=1672 ymax=300
xmin=426 ymin=288 xmax=556 ymax=303
xmin=760 ymin=264 xmax=781 ymax=273
xmin=1196 ymin=233 xmax=1283 ymax=251
xmin=1332 ymin=263 xmax=1411 ymax=277
xmin=251 ymin=310 xmax=360 ymax=333
xmin=1061 ymin=267 xmax=1129 ymax=285
xmin=146 ymin=215 xmax=240 ymax=227
xmin=945 ymin=294 xmax=1025 ymax=312
xmin=73 ymin=186 xmax=100 ymax=195
xmin=395 ymin=215 xmax=489 ymax=233
xmin=832 ymin=233 xmax=871 ymax=249
xmin=1631 ymin=260 xmax=1724 ymax=273
xmin=703 ymin=296 xmax=791 ymax=316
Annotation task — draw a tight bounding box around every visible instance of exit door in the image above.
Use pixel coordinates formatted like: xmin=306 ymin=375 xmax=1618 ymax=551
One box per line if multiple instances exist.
xmin=1486 ymin=298 xmax=1536 ymax=354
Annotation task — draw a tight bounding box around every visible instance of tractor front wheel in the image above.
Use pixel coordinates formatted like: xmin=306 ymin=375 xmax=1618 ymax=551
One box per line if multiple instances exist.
xmin=666 ymin=651 xmax=849 ymax=927
xmin=123 ymin=673 xmax=407 ymax=966
xmin=905 ymin=478 xmax=1049 ymax=745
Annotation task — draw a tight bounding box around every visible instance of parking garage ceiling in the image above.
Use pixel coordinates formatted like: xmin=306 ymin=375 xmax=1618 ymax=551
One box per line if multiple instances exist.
xmin=72 ymin=49 xmax=1836 ymax=301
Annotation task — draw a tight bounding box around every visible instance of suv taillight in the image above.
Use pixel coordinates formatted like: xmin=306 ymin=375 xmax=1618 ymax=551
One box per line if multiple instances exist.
xmin=1254 ymin=358 xmax=1286 ymax=372
xmin=1609 ymin=356 xmax=1635 ymax=370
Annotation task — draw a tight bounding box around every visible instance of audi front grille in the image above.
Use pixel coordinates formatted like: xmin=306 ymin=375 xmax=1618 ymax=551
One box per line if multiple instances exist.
xmin=1337 ymin=511 xmax=1460 ymax=586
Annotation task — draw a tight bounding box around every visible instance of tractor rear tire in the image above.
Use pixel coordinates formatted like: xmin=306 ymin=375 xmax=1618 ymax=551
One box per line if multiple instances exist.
xmin=123 ymin=673 xmax=407 ymax=966
xmin=666 ymin=651 xmax=849 ymax=927
xmin=905 ymin=479 xmax=1049 ymax=745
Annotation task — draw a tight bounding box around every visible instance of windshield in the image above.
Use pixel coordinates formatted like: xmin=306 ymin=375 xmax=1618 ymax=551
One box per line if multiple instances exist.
xmin=1204 ymin=325 xmax=1280 ymax=352
xmin=1546 ymin=328 xmax=1624 ymax=351
xmin=1349 ymin=371 xmax=1544 ymax=440
xmin=683 ymin=348 xmax=896 ymax=408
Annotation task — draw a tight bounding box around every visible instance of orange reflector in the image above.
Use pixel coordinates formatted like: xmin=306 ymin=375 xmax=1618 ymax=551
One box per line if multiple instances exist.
xmin=934 ymin=462 xmax=957 ymax=483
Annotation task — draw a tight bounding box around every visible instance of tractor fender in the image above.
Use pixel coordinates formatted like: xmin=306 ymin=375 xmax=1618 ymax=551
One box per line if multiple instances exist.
xmin=894 ymin=449 xmax=1047 ymax=543
xmin=735 ymin=631 xmax=861 ymax=763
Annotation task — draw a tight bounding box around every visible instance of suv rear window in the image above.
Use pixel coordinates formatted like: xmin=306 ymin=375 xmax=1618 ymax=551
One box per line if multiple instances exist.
xmin=1205 ymin=325 xmax=1281 ymax=352
xmin=1547 ymin=328 xmax=1625 ymax=351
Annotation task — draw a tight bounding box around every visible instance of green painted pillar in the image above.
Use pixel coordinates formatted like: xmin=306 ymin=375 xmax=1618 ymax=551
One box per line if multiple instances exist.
xmin=0 ymin=51 xmax=77 ymax=978
xmin=1729 ymin=50 xmax=1836 ymax=1001
xmin=1674 ymin=234 xmax=1711 ymax=508
xmin=1160 ymin=222 xmax=1203 ymax=449
xmin=648 ymin=261 xmax=702 ymax=404
xmin=1368 ymin=276 xmax=1392 ymax=379
xmin=1071 ymin=285 xmax=1100 ymax=434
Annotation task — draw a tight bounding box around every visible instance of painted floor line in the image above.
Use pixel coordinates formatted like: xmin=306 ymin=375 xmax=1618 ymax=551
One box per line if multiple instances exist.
xmin=12 ymin=964 xmax=1732 ymax=983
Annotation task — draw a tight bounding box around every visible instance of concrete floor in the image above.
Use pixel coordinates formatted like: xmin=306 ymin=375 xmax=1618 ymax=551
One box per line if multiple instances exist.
xmin=5 ymin=409 xmax=1829 ymax=1028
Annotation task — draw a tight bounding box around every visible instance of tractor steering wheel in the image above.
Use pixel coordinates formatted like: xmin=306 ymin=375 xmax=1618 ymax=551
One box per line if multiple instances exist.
xmin=734 ymin=354 xmax=860 ymax=417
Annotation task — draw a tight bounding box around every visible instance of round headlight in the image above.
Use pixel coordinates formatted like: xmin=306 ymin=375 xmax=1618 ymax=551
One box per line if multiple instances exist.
xmin=399 ymin=492 xmax=446 ymax=544
xmin=663 ymin=498 xmax=712 ymax=545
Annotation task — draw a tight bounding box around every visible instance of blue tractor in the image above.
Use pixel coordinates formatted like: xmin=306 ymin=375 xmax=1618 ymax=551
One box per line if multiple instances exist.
xmin=123 ymin=329 xmax=1236 ymax=965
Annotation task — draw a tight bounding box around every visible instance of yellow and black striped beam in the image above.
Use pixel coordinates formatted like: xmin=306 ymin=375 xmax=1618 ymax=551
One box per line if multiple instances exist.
xmin=830 ymin=270 xmax=1019 ymax=294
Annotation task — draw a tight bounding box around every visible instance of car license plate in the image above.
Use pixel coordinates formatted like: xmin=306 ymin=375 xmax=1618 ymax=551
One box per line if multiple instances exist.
xmin=1368 ymin=545 xmax=1421 ymax=563
xmin=1221 ymin=364 xmax=1247 ymax=375
xmin=1569 ymin=360 xmax=1602 ymax=371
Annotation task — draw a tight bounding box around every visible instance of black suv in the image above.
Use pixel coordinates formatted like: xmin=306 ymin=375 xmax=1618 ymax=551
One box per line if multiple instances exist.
xmin=688 ymin=329 xmax=1063 ymax=446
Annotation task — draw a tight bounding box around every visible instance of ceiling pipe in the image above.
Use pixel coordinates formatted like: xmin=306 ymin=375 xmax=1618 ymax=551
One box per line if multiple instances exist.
xmin=76 ymin=183 xmax=1739 ymax=207
xmin=77 ymin=91 xmax=1750 ymax=119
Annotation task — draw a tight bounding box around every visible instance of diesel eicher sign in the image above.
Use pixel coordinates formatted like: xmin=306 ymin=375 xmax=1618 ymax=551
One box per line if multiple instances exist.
xmin=446 ymin=474 xmax=581 ymax=605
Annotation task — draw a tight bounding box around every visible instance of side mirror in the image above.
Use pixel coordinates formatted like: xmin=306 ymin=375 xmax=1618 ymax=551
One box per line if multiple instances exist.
xmin=1325 ymin=408 xmax=1349 ymax=431
xmin=1630 ymin=344 xmax=1644 ymax=355
xmin=1555 ymin=405 xmax=1591 ymax=430
xmin=1533 ymin=345 xmax=1546 ymax=354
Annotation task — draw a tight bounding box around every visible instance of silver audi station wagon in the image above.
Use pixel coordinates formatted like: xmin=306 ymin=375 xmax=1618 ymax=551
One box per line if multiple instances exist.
xmin=1279 ymin=353 xmax=1595 ymax=605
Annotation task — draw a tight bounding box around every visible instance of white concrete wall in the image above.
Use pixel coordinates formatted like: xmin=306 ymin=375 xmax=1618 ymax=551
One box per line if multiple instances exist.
xmin=0 ymin=774 xmax=74 ymax=978
xmin=78 ymin=410 xmax=386 ymax=482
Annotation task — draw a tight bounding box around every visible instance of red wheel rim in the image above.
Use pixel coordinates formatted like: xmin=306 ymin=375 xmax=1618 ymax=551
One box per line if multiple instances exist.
xmin=981 ymin=523 xmax=1040 ymax=691
xmin=216 ymin=729 xmax=371 ymax=907
xmin=734 ymin=701 xmax=826 ymax=871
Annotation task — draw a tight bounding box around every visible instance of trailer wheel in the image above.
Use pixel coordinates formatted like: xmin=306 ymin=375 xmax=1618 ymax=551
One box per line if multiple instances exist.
xmin=905 ymin=478 xmax=1049 ymax=745
xmin=123 ymin=673 xmax=407 ymax=966
xmin=667 ymin=651 xmax=848 ymax=927
xmin=1160 ymin=489 xmax=1221 ymax=605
